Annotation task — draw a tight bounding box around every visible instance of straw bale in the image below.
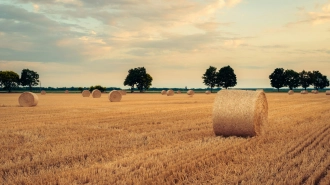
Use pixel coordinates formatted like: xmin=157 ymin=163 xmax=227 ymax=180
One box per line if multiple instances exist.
xmin=82 ymin=90 xmax=90 ymax=97
xmin=18 ymin=92 xmax=39 ymax=107
xmin=92 ymin=89 xmax=102 ymax=98
xmin=213 ymin=90 xmax=268 ymax=137
xmin=65 ymin=90 xmax=69 ymax=94
xmin=288 ymin=90 xmax=294 ymax=95
xmin=205 ymin=90 xmax=211 ymax=94
xmin=41 ymin=90 xmax=46 ymax=95
xmin=187 ymin=90 xmax=194 ymax=96
xmin=177 ymin=90 xmax=181 ymax=94
xmin=167 ymin=90 xmax=174 ymax=96
xmin=120 ymin=90 xmax=127 ymax=95
xmin=108 ymin=90 xmax=122 ymax=102
xmin=313 ymin=90 xmax=318 ymax=94
xmin=161 ymin=90 xmax=166 ymax=95
xmin=301 ymin=90 xmax=308 ymax=94
xmin=326 ymin=91 xmax=330 ymax=95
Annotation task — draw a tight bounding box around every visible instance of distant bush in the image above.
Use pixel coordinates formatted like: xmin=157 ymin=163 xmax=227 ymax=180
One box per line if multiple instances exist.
xmin=89 ymin=85 xmax=106 ymax=92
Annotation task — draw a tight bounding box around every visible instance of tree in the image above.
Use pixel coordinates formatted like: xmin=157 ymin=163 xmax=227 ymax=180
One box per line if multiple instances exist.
xmin=299 ymin=70 xmax=312 ymax=90
xmin=89 ymin=85 xmax=106 ymax=92
xmin=20 ymin=69 xmax=39 ymax=91
xmin=216 ymin=65 xmax=237 ymax=89
xmin=310 ymin=71 xmax=329 ymax=90
xmin=0 ymin=71 xmax=20 ymax=92
xmin=78 ymin=87 xmax=83 ymax=92
xmin=124 ymin=67 xmax=153 ymax=93
xmin=269 ymin=68 xmax=285 ymax=92
xmin=202 ymin=66 xmax=217 ymax=92
xmin=284 ymin=69 xmax=300 ymax=90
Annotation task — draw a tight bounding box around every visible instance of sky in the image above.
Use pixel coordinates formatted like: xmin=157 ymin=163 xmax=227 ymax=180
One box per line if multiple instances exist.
xmin=0 ymin=0 xmax=329 ymax=89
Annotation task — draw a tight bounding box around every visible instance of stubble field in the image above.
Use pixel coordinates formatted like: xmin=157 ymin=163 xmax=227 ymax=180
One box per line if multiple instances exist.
xmin=0 ymin=92 xmax=330 ymax=184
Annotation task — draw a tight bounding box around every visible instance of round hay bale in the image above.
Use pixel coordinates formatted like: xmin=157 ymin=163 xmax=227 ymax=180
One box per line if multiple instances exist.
xmin=177 ymin=90 xmax=181 ymax=94
xmin=41 ymin=90 xmax=46 ymax=95
xmin=82 ymin=90 xmax=90 ymax=97
xmin=326 ymin=91 xmax=330 ymax=95
xmin=120 ymin=90 xmax=127 ymax=95
xmin=288 ymin=90 xmax=294 ymax=95
xmin=167 ymin=90 xmax=174 ymax=96
xmin=301 ymin=90 xmax=308 ymax=94
xmin=65 ymin=90 xmax=69 ymax=94
xmin=205 ymin=90 xmax=211 ymax=94
xmin=161 ymin=90 xmax=166 ymax=95
xmin=108 ymin=90 xmax=122 ymax=102
xmin=187 ymin=90 xmax=194 ymax=96
xmin=18 ymin=92 xmax=39 ymax=107
xmin=213 ymin=90 xmax=268 ymax=137
xmin=92 ymin=89 xmax=102 ymax=98
xmin=313 ymin=90 xmax=318 ymax=94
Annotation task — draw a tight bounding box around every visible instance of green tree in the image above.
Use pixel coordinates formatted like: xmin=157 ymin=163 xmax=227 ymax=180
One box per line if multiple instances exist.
xmin=89 ymin=85 xmax=106 ymax=92
xmin=78 ymin=87 xmax=83 ymax=92
xmin=299 ymin=70 xmax=312 ymax=90
xmin=284 ymin=69 xmax=300 ymax=90
xmin=310 ymin=71 xmax=329 ymax=90
xmin=0 ymin=71 xmax=20 ymax=92
xmin=269 ymin=68 xmax=285 ymax=92
xmin=202 ymin=66 xmax=217 ymax=92
xmin=124 ymin=67 xmax=153 ymax=93
xmin=20 ymin=69 xmax=39 ymax=91
xmin=216 ymin=65 xmax=237 ymax=89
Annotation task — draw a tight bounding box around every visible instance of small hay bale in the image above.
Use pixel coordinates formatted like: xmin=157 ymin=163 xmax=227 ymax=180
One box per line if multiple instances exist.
xmin=65 ymin=90 xmax=69 ymax=94
xmin=167 ymin=90 xmax=174 ymax=96
xmin=161 ymin=90 xmax=166 ymax=95
xmin=288 ymin=90 xmax=294 ymax=95
xmin=177 ymin=90 xmax=181 ymax=94
xmin=92 ymin=89 xmax=102 ymax=98
xmin=301 ymin=90 xmax=308 ymax=94
xmin=326 ymin=91 xmax=330 ymax=95
xmin=18 ymin=92 xmax=39 ymax=107
xmin=82 ymin=90 xmax=90 ymax=97
xmin=41 ymin=90 xmax=46 ymax=95
xmin=313 ymin=90 xmax=318 ymax=94
xmin=213 ymin=90 xmax=268 ymax=137
xmin=120 ymin=90 xmax=127 ymax=95
xmin=108 ymin=90 xmax=122 ymax=102
xmin=205 ymin=90 xmax=211 ymax=94
xmin=187 ymin=90 xmax=194 ymax=96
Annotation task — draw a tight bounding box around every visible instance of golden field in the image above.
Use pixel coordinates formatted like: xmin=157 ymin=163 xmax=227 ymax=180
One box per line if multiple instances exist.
xmin=0 ymin=92 xmax=329 ymax=184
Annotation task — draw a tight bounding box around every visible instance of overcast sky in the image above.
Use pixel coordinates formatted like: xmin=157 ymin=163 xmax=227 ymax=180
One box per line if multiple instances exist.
xmin=0 ymin=0 xmax=329 ymax=88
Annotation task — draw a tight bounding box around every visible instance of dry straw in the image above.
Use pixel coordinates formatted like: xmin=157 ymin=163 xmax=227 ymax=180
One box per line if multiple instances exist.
xmin=161 ymin=90 xmax=166 ymax=95
xmin=205 ymin=90 xmax=211 ymax=94
xmin=288 ymin=90 xmax=294 ymax=95
xmin=92 ymin=89 xmax=102 ymax=98
xmin=187 ymin=90 xmax=195 ymax=96
xmin=212 ymin=90 xmax=268 ymax=137
xmin=120 ymin=90 xmax=127 ymax=95
xmin=313 ymin=90 xmax=318 ymax=94
xmin=177 ymin=90 xmax=181 ymax=94
xmin=18 ymin=92 xmax=39 ymax=107
xmin=326 ymin=91 xmax=330 ymax=95
xmin=167 ymin=89 xmax=174 ymax=96
xmin=82 ymin=90 xmax=90 ymax=97
xmin=301 ymin=90 xmax=308 ymax=94
xmin=65 ymin=90 xmax=69 ymax=94
xmin=108 ymin=90 xmax=122 ymax=102
xmin=41 ymin=90 xmax=46 ymax=95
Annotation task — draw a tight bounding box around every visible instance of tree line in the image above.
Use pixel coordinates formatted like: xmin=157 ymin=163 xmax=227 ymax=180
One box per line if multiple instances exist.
xmin=0 ymin=69 xmax=39 ymax=92
xmin=202 ymin=65 xmax=237 ymax=92
xmin=269 ymin=68 xmax=329 ymax=92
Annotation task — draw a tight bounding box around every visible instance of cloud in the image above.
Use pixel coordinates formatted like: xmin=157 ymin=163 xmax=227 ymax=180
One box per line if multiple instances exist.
xmin=223 ymin=39 xmax=244 ymax=48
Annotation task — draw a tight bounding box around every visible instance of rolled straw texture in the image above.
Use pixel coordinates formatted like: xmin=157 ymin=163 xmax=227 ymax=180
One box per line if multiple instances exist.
xmin=326 ymin=91 xmax=330 ymax=95
xmin=313 ymin=90 xmax=319 ymax=94
xmin=65 ymin=90 xmax=69 ymax=94
xmin=18 ymin=92 xmax=39 ymax=107
xmin=205 ymin=90 xmax=211 ymax=94
xmin=187 ymin=90 xmax=194 ymax=96
xmin=288 ymin=90 xmax=294 ymax=95
xmin=161 ymin=90 xmax=166 ymax=95
xmin=92 ymin=89 xmax=102 ymax=98
xmin=301 ymin=90 xmax=308 ymax=94
xmin=120 ymin=90 xmax=127 ymax=95
xmin=167 ymin=90 xmax=174 ymax=96
xmin=41 ymin=90 xmax=46 ymax=95
xmin=108 ymin=90 xmax=122 ymax=102
xmin=82 ymin=90 xmax=90 ymax=97
xmin=213 ymin=90 xmax=268 ymax=137
xmin=177 ymin=90 xmax=181 ymax=94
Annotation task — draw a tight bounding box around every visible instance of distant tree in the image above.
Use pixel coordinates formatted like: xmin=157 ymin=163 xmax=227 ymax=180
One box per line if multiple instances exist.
xmin=299 ymin=70 xmax=312 ymax=90
xmin=310 ymin=71 xmax=329 ymax=90
xmin=89 ymin=85 xmax=106 ymax=92
xmin=202 ymin=66 xmax=217 ymax=92
xmin=284 ymin=69 xmax=300 ymax=90
xmin=216 ymin=65 xmax=237 ymax=89
xmin=78 ymin=87 xmax=83 ymax=92
xmin=20 ymin=69 xmax=39 ymax=91
xmin=124 ymin=67 xmax=153 ymax=93
xmin=0 ymin=71 xmax=20 ymax=92
xmin=269 ymin=68 xmax=285 ymax=92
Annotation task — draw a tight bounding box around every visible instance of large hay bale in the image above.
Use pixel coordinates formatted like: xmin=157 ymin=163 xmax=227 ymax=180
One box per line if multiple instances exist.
xmin=18 ymin=92 xmax=39 ymax=107
xmin=177 ymin=90 xmax=181 ymax=94
xmin=288 ymin=90 xmax=294 ymax=95
xmin=187 ymin=90 xmax=194 ymax=96
xmin=301 ymin=90 xmax=308 ymax=94
xmin=213 ymin=90 xmax=268 ymax=137
xmin=108 ymin=90 xmax=122 ymax=102
xmin=120 ymin=90 xmax=127 ymax=95
xmin=326 ymin=91 xmax=330 ymax=95
xmin=65 ymin=90 xmax=69 ymax=94
xmin=41 ymin=90 xmax=46 ymax=95
xmin=92 ymin=89 xmax=102 ymax=98
xmin=161 ymin=90 xmax=166 ymax=95
xmin=167 ymin=90 xmax=174 ymax=96
xmin=82 ymin=90 xmax=90 ymax=97
xmin=205 ymin=90 xmax=211 ymax=94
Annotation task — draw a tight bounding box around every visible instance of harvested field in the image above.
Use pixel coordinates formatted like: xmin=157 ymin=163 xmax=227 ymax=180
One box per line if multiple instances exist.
xmin=0 ymin=93 xmax=330 ymax=184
